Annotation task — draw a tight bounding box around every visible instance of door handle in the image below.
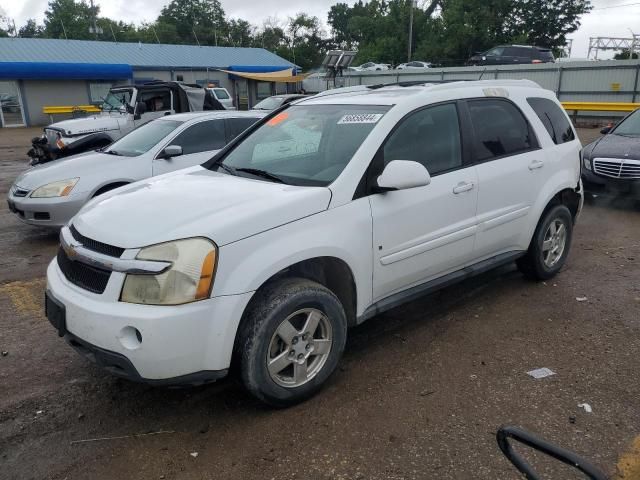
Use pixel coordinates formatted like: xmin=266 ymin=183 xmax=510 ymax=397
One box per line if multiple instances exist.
xmin=453 ymin=181 xmax=474 ymax=194
xmin=528 ymin=159 xmax=544 ymax=170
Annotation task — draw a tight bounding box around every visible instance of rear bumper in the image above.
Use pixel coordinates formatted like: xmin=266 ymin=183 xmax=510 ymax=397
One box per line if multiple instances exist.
xmin=582 ymin=169 xmax=640 ymax=199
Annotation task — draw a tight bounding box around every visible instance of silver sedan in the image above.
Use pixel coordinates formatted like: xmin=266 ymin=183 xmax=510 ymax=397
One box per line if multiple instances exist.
xmin=7 ymin=110 xmax=264 ymax=228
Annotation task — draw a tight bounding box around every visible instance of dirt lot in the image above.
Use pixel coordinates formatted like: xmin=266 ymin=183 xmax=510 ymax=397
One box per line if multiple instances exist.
xmin=1 ymin=127 xmax=639 ymax=480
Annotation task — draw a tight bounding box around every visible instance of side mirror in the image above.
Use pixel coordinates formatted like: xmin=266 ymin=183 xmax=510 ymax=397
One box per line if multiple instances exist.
xmin=375 ymin=160 xmax=431 ymax=192
xmin=600 ymin=126 xmax=612 ymax=135
xmin=160 ymin=145 xmax=183 ymax=159
xmin=134 ymin=101 xmax=147 ymax=120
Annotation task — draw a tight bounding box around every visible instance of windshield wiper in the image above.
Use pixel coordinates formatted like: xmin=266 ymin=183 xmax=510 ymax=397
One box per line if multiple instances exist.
xmin=235 ymin=167 xmax=286 ymax=184
xmin=211 ymin=159 xmax=235 ymax=175
xmin=103 ymin=149 xmax=122 ymax=156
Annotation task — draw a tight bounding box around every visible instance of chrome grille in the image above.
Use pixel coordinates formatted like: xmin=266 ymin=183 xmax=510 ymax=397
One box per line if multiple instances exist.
xmin=593 ymin=158 xmax=640 ymax=179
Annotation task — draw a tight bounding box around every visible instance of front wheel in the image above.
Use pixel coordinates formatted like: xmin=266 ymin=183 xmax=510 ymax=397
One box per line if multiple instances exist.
xmin=237 ymin=278 xmax=347 ymax=407
xmin=517 ymin=205 xmax=573 ymax=280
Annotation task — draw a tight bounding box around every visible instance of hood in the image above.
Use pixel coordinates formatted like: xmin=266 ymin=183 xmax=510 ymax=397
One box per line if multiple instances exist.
xmin=13 ymin=151 xmax=134 ymax=193
xmin=587 ymin=134 xmax=640 ymax=161
xmin=48 ymin=113 xmax=125 ymax=137
xmin=72 ymin=167 xmax=332 ymax=248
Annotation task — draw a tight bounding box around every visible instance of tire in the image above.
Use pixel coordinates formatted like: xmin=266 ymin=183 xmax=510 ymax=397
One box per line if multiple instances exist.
xmin=237 ymin=277 xmax=347 ymax=407
xmin=517 ymin=204 xmax=573 ymax=281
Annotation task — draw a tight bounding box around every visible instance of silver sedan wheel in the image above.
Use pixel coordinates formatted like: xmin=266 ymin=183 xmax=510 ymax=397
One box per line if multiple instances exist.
xmin=266 ymin=308 xmax=333 ymax=388
xmin=542 ymin=219 xmax=567 ymax=268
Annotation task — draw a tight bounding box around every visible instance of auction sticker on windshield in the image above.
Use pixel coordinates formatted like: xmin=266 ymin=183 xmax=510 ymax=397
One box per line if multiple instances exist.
xmin=267 ymin=112 xmax=289 ymax=126
xmin=338 ymin=113 xmax=384 ymax=124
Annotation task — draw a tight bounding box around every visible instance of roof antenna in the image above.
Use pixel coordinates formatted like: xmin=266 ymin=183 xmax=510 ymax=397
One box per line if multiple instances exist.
xmin=193 ymin=28 xmax=201 ymax=46
xmin=478 ymin=67 xmax=487 ymax=80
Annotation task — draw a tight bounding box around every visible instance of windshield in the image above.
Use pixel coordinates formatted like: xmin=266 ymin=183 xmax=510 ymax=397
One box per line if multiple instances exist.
xmin=102 ymin=89 xmax=132 ymax=111
xmin=212 ymin=104 xmax=391 ymax=186
xmin=253 ymin=97 xmax=284 ymax=110
xmin=214 ymin=88 xmax=230 ymax=100
xmin=613 ymin=109 xmax=640 ymax=136
xmin=106 ymin=119 xmax=183 ymax=157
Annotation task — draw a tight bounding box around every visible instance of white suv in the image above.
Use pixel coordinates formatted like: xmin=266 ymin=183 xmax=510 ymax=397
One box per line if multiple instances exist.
xmin=45 ymin=80 xmax=583 ymax=406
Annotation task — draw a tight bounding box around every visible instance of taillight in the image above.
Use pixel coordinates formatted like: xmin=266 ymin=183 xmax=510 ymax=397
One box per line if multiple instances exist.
xmin=532 ymin=59 xmax=543 ymax=64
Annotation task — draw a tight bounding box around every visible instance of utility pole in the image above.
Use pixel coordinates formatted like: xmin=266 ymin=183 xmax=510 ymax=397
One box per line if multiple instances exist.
xmin=408 ymin=0 xmax=416 ymax=62
xmin=90 ymin=0 xmax=98 ymax=39
xmin=60 ymin=19 xmax=68 ymax=40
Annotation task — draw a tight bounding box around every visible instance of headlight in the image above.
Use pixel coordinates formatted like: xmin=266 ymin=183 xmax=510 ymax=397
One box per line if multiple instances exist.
xmin=583 ymin=156 xmax=592 ymax=171
xmin=31 ymin=178 xmax=79 ymax=198
xmin=121 ymin=238 xmax=217 ymax=305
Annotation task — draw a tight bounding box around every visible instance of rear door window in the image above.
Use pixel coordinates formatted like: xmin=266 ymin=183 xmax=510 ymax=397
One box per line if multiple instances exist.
xmin=169 ymin=119 xmax=226 ymax=154
xmin=225 ymin=117 xmax=259 ymax=143
xmin=526 ymin=97 xmax=575 ymax=144
xmin=467 ymin=98 xmax=538 ymax=161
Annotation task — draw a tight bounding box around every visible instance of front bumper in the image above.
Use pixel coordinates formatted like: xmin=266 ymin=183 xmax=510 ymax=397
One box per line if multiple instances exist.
xmin=7 ymin=189 xmax=86 ymax=228
xmin=582 ymin=168 xmax=640 ymax=199
xmin=46 ymin=259 xmax=253 ymax=382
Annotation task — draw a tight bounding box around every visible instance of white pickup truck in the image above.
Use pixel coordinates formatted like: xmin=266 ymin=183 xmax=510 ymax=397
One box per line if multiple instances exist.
xmin=45 ymin=80 xmax=583 ymax=406
xmin=28 ymin=81 xmax=224 ymax=165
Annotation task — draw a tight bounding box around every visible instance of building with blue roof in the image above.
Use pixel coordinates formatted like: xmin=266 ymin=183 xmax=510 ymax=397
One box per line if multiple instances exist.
xmin=0 ymin=37 xmax=298 ymax=126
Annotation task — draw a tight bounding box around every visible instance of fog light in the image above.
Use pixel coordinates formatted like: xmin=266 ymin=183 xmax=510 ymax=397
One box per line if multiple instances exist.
xmin=117 ymin=326 xmax=143 ymax=350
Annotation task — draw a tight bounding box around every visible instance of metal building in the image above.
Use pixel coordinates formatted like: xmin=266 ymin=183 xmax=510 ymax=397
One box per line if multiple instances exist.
xmin=0 ymin=37 xmax=298 ymax=126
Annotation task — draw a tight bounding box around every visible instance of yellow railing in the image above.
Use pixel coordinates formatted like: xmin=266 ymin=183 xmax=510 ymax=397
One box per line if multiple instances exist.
xmin=42 ymin=105 xmax=102 ymax=114
xmin=42 ymin=105 xmax=102 ymax=123
xmin=561 ymin=102 xmax=640 ymax=113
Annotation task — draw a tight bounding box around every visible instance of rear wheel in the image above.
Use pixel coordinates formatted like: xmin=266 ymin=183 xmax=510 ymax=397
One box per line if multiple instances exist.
xmin=517 ymin=205 xmax=573 ymax=280
xmin=237 ymin=278 xmax=347 ymax=407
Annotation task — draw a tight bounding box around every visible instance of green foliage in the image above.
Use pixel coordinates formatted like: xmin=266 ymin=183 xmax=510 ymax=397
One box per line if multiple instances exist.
xmin=18 ymin=19 xmax=45 ymax=38
xmin=43 ymin=0 xmax=95 ymax=40
xmin=614 ymin=49 xmax=639 ymax=60
xmin=330 ymin=0 xmax=592 ymax=66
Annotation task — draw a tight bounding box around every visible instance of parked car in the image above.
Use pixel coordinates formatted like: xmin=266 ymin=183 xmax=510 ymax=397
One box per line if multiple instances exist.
xmin=468 ymin=45 xmax=555 ymax=66
xmin=28 ymin=81 xmax=225 ymax=165
xmin=396 ymin=61 xmax=432 ymax=69
xmin=351 ymin=62 xmax=391 ymax=71
xmin=206 ymin=87 xmax=235 ymax=110
xmin=45 ymin=80 xmax=582 ymax=406
xmin=252 ymin=94 xmax=307 ymax=111
xmin=8 ymin=111 xmax=264 ymax=228
xmin=581 ymin=108 xmax=640 ymax=200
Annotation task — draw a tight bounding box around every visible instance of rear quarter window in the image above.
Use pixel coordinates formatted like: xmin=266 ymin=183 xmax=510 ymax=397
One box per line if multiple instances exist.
xmin=526 ymin=97 xmax=575 ymax=144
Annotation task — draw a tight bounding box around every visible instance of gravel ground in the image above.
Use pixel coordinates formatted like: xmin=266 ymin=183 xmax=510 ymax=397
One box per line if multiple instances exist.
xmin=0 ymin=127 xmax=639 ymax=480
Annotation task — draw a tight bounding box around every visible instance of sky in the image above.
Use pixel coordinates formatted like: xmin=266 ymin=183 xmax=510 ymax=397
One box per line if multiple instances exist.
xmin=1 ymin=0 xmax=639 ymax=59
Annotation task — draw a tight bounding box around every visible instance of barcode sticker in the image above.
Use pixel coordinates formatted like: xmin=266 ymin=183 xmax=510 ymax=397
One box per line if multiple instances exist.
xmin=338 ymin=113 xmax=384 ymax=124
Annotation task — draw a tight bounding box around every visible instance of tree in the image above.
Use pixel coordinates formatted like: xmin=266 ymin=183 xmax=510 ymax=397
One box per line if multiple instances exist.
xmin=505 ymin=0 xmax=592 ymax=49
xmin=614 ymin=49 xmax=639 ymax=60
xmin=285 ymin=13 xmax=328 ymax=70
xmin=43 ymin=0 xmax=95 ymax=40
xmin=18 ymin=19 xmax=45 ymax=38
xmin=227 ymin=18 xmax=254 ymax=47
xmin=157 ymin=0 xmax=226 ymax=45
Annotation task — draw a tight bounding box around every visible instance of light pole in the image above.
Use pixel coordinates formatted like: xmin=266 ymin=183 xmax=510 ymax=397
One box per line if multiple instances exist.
xmin=408 ymin=0 xmax=417 ymax=62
